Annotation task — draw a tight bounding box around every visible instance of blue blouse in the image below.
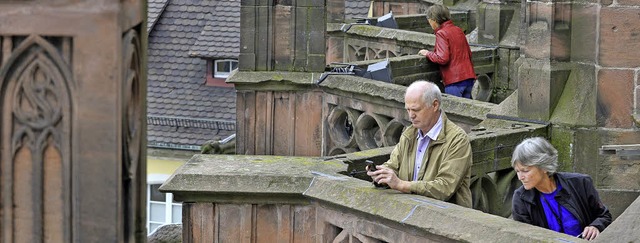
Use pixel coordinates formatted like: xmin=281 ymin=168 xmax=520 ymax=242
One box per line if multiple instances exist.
xmin=540 ymin=183 xmax=582 ymax=236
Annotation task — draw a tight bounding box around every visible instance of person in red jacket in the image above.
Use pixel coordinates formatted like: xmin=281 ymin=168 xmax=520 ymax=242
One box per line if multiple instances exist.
xmin=418 ymin=5 xmax=476 ymax=99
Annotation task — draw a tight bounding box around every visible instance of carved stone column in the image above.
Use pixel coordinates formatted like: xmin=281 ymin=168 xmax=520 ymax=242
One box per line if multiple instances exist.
xmin=517 ymin=0 xmax=573 ymax=120
xmin=0 ymin=1 xmax=146 ymax=242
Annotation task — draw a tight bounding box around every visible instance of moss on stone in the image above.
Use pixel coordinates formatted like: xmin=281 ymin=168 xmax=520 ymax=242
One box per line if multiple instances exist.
xmin=550 ymin=127 xmax=575 ymax=172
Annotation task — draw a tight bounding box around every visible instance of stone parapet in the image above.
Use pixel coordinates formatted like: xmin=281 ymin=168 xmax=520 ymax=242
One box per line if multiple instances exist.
xmin=596 ymin=195 xmax=640 ymax=242
xmin=160 ymin=154 xmax=345 ymax=204
xmin=161 ymin=154 xmax=585 ymax=242
xmin=227 ymin=70 xmax=496 ymax=123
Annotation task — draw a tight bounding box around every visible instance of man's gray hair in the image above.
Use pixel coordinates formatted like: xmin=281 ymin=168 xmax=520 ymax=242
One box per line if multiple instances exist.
xmin=511 ymin=137 xmax=558 ymax=174
xmin=408 ymin=80 xmax=442 ymax=109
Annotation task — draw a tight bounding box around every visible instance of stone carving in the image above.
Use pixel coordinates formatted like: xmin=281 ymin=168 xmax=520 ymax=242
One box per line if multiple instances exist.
xmin=121 ymin=28 xmax=144 ymax=241
xmin=346 ymin=42 xmax=399 ymax=62
xmin=1 ymin=34 xmax=73 ymax=242
xmin=326 ymin=105 xmax=402 ymax=154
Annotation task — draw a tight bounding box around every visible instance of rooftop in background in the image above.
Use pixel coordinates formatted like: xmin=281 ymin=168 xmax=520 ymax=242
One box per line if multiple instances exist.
xmin=147 ymin=0 xmax=240 ymax=150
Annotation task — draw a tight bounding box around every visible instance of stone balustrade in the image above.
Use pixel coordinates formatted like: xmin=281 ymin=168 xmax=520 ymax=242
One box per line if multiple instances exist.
xmin=160 ymin=154 xmax=585 ymax=242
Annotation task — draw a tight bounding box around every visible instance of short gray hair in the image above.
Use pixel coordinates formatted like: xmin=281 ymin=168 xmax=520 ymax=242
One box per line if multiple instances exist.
xmin=511 ymin=137 xmax=558 ymax=174
xmin=407 ymin=80 xmax=441 ymax=109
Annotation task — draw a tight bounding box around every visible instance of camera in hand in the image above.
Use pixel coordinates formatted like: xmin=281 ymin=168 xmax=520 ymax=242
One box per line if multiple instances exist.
xmin=365 ymin=160 xmax=385 ymax=188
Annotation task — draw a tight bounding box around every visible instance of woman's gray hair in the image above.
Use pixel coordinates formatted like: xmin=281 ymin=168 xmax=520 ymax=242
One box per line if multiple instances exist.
xmin=511 ymin=137 xmax=558 ymax=174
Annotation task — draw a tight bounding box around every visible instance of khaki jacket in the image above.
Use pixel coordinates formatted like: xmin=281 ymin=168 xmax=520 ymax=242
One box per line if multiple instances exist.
xmin=383 ymin=113 xmax=472 ymax=208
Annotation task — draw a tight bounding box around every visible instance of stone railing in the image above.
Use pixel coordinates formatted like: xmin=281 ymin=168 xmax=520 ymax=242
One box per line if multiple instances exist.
xmin=160 ymin=154 xmax=585 ymax=242
xmin=229 ymin=71 xmax=548 ymax=215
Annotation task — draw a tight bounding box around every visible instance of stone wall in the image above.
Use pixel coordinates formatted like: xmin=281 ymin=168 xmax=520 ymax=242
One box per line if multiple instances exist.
xmin=240 ymin=0 xmax=326 ymax=72
xmin=514 ymin=0 xmax=640 ymax=214
xmin=0 ymin=1 xmax=147 ymax=242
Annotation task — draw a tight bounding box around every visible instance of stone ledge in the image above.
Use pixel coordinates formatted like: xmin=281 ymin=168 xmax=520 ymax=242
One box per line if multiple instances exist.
xmin=162 ymin=153 xmax=587 ymax=242
xmin=160 ymin=154 xmax=346 ymax=203
xmin=597 ymin=194 xmax=640 ymax=242
xmin=304 ymin=176 xmax=583 ymax=242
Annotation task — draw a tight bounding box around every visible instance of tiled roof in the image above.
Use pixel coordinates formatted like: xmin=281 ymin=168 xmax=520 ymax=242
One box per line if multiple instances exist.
xmin=148 ymin=0 xmax=169 ymax=32
xmin=147 ymin=0 xmax=238 ymax=149
xmin=147 ymin=125 xmax=235 ymax=151
xmin=189 ymin=1 xmax=240 ymax=59
xmin=345 ymin=0 xmax=371 ymax=20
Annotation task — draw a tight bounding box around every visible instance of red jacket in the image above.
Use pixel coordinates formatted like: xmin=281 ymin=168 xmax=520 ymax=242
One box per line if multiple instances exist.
xmin=426 ymin=20 xmax=476 ymax=86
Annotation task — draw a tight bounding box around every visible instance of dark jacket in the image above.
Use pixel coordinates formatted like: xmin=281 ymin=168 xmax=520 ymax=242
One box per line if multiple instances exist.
xmin=425 ymin=20 xmax=476 ymax=86
xmin=512 ymin=172 xmax=612 ymax=232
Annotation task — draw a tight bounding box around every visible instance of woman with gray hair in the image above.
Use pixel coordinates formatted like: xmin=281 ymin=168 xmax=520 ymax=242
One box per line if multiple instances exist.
xmin=511 ymin=137 xmax=611 ymax=240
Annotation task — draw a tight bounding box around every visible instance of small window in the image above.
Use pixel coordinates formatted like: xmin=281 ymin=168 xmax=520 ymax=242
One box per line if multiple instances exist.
xmin=214 ymin=59 xmax=238 ymax=78
xmin=147 ymin=183 xmax=182 ymax=234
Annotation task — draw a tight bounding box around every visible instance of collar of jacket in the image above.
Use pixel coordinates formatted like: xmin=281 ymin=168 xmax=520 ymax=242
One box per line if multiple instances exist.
xmin=434 ymin=20 xmax=455 ymax=33
xmin=401 ymin=111 xmax=448 ymax=147
xmin=519 ymin=172 xmax=572 ymax=205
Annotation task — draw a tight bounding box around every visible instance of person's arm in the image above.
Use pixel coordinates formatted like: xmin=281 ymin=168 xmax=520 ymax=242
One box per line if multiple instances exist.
xmin=583 ymin=176 xmax=612 ymax=233
xmin=511 ymin=189 xmax=533 ymax=224
xmin=407 ymin=132 xmax=471 ymax=200
xmin=426 ymin=31 xmax=451 ymax=65
xmin=382 ymin=138 xmax=404 ymax=173
xmin=369 ymin=133 xmax=407 ymax=184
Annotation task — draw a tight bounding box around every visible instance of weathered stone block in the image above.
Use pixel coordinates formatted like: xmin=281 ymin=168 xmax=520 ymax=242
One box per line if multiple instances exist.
xmin=596 ymin=128 xmax=640 ymax=190
xmin=326 ymin=36 xmax=344 ymax=64
xmin=570 ymin=3 xmax=598 ymax=63
xmin=550 ymin=63 xmax=597 ymax=126
xmin=616 ymin=0 xmax=640 ymax=5
xmin=308 ymin=6 xmax=326 ymax=33
xmin=307 ymin=54 xmax=326 ymax=72
xmin=239 ymin=53 xmax=256 ymax=71
xmin=296 ymin=0 xmax=324 ymax=7
xmin=477 ymin=2 xmax=518 ymax=46
xmin=517 ymin=58 xmax=571 ymax=121
xmin=293 ymin=58 xmax=308 ymax=72
xmin=523 ymin=2 xmax=571 ymax=61
xmin=309 ymin=30 xmax=326 ymax=56
xmin=326 ymin=0 xmax=345 ymax=23
xmin=599 ymin=7 xmax=640 ymax=68
xmin=274 ymin=5 xmax=293 ymax=71
xmin=294 ymin=7 xmax=309 ymax=67
xmin=257 ymin=0 xmax=272 ymax=6
xmin=469 ymin=134 xmax=497 ymax=175
xmin=494 ymin=49 xmax=511 ymax=100
xmin=598 ymin=189 xmax=640 ymax=222
xmin=570 ymin=0 xmax=599 ymax=4
xmin=240 ymin=6 xmax=256 ymax=55
xmin=549 ymin=127 xmax=575 ymax=172
xmin=597 ymin=69 xmax=634 ymax=128
xmin=241 ymin=0 xmax=257 ymax=6
xmin=256 ymin=6 xmax=274 ymax=71
xmin=602 ymin=0 xmax=640 ymax=5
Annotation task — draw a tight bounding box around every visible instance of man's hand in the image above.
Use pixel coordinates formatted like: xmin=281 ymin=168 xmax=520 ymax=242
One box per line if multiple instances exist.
xmin=418 ymin=49 xmax=429 ymax=57
xmin=580 ymin=226 xmax=600 ymax=241
xmin=367 ymin=166 xmax=411 ymax=193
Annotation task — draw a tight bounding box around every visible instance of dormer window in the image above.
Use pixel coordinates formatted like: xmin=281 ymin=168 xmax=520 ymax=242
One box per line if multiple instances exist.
xmin=213 ymin=59 xmax=238 ymax=78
